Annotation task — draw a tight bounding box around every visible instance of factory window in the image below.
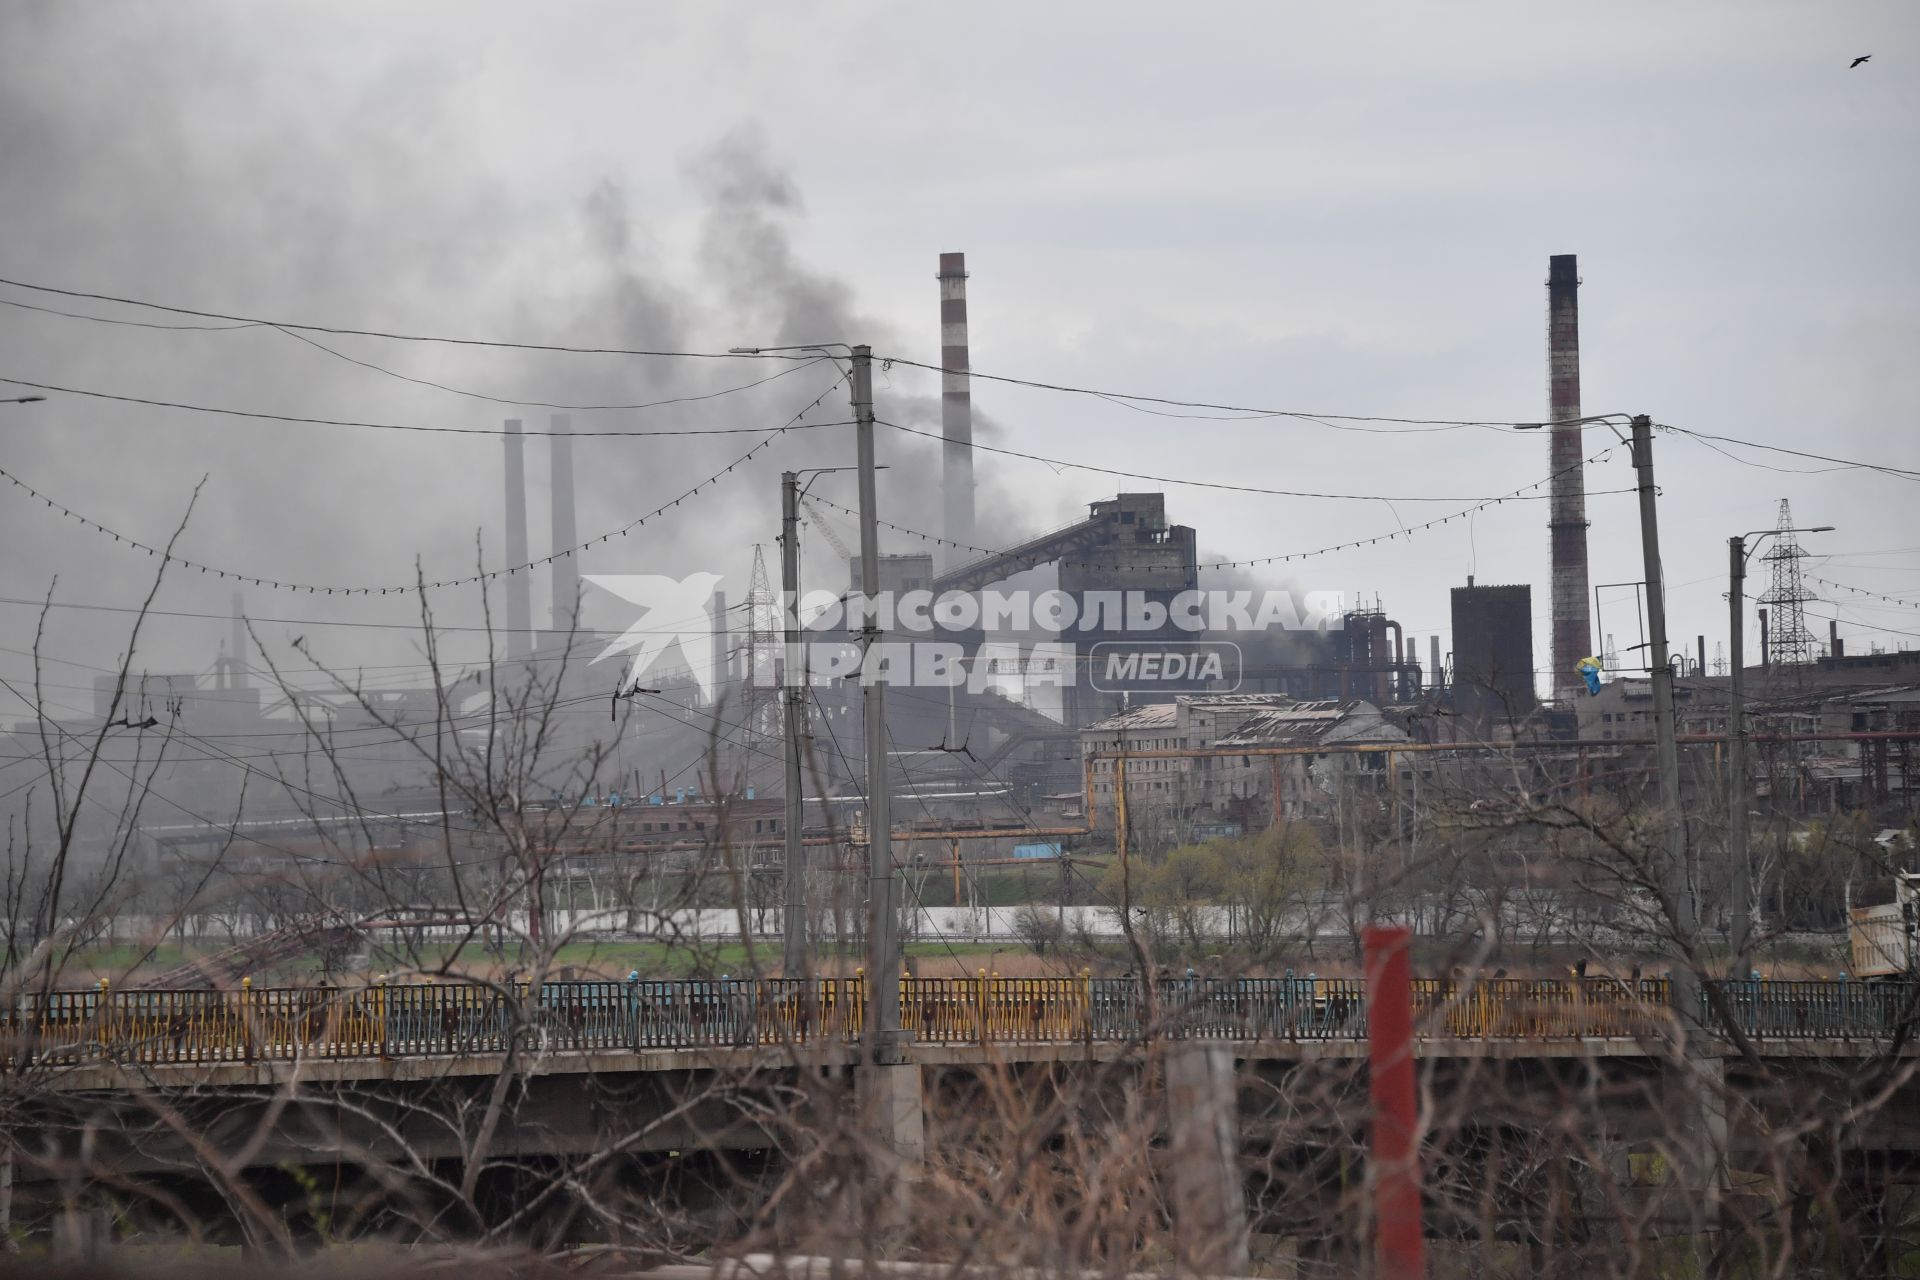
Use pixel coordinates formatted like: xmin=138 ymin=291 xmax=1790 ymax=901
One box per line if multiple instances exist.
xmin=1602 ymin=714 xmax=1612 ymax=723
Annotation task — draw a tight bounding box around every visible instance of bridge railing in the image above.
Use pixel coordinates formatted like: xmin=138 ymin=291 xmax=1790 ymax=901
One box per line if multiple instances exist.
xmin=1702 ymin=979 xmax=1920 ymax=1041
xmin=1411 ymin=977 xmax=1675 ymax=1040
xmin=4 ymin=975 xmax=1915 ymax=1068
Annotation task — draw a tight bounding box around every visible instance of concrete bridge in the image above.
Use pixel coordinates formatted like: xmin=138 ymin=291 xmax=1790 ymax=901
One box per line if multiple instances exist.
xmin=7 ymin=973 xmax=1918 ymax=1236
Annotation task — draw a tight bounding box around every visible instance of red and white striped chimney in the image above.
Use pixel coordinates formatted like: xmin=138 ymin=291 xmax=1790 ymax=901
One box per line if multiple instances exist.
xmin=938 ymin=252 xmax=975 ymax=569
xmin=1547 ymin=255 xmax=1592 ymax=704
xmin=503 ymin=418 xmax=532 ymax=659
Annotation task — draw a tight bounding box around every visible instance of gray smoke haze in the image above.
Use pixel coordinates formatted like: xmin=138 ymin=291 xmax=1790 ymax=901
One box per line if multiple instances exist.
xmin=3 ymin=1 xmax=1915 ymax=721
xmin=0 ymin=23 xmax=1024 ymax=704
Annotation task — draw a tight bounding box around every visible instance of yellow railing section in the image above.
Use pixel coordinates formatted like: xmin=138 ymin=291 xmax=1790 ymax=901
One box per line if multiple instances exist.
xmin=1411 ymin=977 xmax=1674 ymax=1040
xmin=1 ymin=973 xmax=1904 ymax=1069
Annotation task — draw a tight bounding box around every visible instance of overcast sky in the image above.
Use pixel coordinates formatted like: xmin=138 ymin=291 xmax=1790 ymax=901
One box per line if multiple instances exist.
xmin=2 ymin=2 xmax=1916 ymax=716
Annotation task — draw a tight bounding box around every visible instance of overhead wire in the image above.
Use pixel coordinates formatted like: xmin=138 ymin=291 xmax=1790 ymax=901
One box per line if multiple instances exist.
xmin=0 ymin=276 xmax=820 ymax=363
xmin=874 ymin=353 xmax=1630 ymax=432
xmin=0 ymin=371 xmax=849 ymax=596
xmin=0 ymin=593 xmax=747 ymax=637
xmin=875 ymin=417 xmax=1605 ymax=502
xmin=0 ymin=374 xmax=848 ymax=438
xmin=807 ymin=444 xmax=1630 ymax=571
xmin=1655 ymin=421 xmax=1920 ymax=484
xmin=1807 ymin=575 xmax=1920 ymax=612
xmin=8 ymin=276 xmax=1912 ymax=482
xmin=267 ymin=328 xmax=831 ymax=412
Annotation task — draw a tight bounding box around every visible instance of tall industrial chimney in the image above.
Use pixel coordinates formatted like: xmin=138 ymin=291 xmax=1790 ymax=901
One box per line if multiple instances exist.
xmin=549 ymin=414 xmax=579 ymax=635
xmin=937 ymin=252 xmax=976 ymax=570
xmin=1430 ymin=635 xmax=1443 ymax=692
xmin=1547 ymin=255 xmax=1593 ymax=704
xmin=503 ymin=419 xmax=532 ymax=658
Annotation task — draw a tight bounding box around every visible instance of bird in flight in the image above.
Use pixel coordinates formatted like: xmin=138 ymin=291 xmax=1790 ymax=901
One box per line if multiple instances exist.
xmin=1851 ymin=55 xmax=1871 ymax=68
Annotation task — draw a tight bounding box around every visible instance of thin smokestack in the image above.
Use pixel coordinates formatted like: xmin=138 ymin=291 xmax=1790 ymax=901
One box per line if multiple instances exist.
xmin=549 ymin=414 xmax=578 ymax=634
xmin=1547 ymin=254 xmax=1593 ymax=704
xmin=503 ymin=419 xmax=532 ymax=658
xmin=938 ymin=252 xmax=976 ymax=571
xmin=229 ymin=592 xmax=247 ymax=689
xmin=1430 ymin=635 xmax=1442 ymax=691
xmin=709 ymin=588 xmax=730 ymax=707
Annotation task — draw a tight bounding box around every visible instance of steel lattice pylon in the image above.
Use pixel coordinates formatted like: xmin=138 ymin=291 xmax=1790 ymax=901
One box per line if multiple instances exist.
xmin=1758 ymin=498 xmax=1818 ymax=667
xmin=740 ymin=545 xmax=784 ymax=761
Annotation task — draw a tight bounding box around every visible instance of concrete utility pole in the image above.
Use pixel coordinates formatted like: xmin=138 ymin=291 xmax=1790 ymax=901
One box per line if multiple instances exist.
xmin=780 ymin=472 xmax=809 ymax=977
xmin=1728 ymin=535 xmax=1750 ymax=976
xmin=1631 ymin=415 xmax=1698 ymax=1014
xmin=1635 ymin=413 xmax=1727 ymax=1222
xmin=850 ymin=343 xmax=924 ymax=1182
xmin=853 ymin=346 xmax=904 ymax=1062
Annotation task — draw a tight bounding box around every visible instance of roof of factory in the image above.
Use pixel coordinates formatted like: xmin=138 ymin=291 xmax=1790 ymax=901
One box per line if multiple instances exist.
xmin=1215 ymin=699 xmax=1409 ymax=748
xmin=1081 ymin=693 xmax=1298 ymax=734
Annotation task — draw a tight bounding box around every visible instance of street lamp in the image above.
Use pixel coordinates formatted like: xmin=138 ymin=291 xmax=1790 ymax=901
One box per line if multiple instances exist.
xmin=1727 ymin=521 xmax=1833 ymax=976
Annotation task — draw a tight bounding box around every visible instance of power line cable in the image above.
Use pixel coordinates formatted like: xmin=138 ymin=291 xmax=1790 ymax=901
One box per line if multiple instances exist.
xmin=1656 ymin=422 xmax=1920 ymax=484
xmin=1744 ymin=590 xmax=1920 ymax=644
xmin=876 ymin=416 xmax=1623 ymax=504
xmin=1807 ymin=575 xmax=1920 ymax=612
xmin=809 ymin=445 xmax=1628 ymax=570
xmin=874 ymin=354 xmax=1629 ymax=432
xmin=0 ymin=276 xmax=819 ymax=363
xmin=0 ymin=374 xmax=847 ymax=595
xmin=0 ymin=294 xmax=838 ymax=412
xmin=0 ymin=374 xmax=848 ymax=438
xmin=0 ymin=593 xmax=747 ymax=637
xmin=266 ymin=329 xmax=833 ymax=413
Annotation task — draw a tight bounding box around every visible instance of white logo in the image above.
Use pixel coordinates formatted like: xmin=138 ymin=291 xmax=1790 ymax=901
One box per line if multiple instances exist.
xmin=585 ymin=573 xmax=723 ymax=699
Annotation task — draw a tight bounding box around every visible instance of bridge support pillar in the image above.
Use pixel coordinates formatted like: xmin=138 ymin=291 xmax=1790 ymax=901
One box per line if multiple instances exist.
xmin=863 ymin=1061 xmax=925 ymax=1174
xmin=1166 ymin=1043 xmax=1251 ymax=1276
xmin=1660 ymin=1050 xmax=1728 ymax=1243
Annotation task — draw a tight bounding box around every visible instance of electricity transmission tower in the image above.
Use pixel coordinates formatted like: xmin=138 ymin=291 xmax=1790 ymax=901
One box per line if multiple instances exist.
xmin=1758 ymin=498 xmax=1818 ymax=667
xmin=742 ymin=545 xmax=783 ymax=748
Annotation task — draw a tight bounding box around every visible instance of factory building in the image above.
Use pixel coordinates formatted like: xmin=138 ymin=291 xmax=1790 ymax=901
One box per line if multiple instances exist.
xmin=1079 ymin=693 xmax=1408 ymax=846
xmin=1449 ymin=579 xmax=1537 ymax=736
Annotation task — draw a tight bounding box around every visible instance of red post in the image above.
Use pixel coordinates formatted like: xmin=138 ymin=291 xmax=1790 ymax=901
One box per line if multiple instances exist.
xmin=1365 ymin=925 xmax=1425 ymax=1279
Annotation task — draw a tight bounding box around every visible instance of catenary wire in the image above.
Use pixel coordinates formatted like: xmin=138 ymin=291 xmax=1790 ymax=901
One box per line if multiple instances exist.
xmin=0 ymin=374 xmax=848 ymax=438
xmin=0 ymin=372 xmax=849 ymax=595
xmin=0 ymin=276 xmax=819 ymax=363
xmin=808 ymin=445 xmax=1628 ymax=571
xmin=874 ymin=354 xmax=1631 ymax=431
xmin=1656 ymin=421 xmax=1920 ymax=483
xmin=877 ymin=417 xmax=1619 ymax=503
xmin=0 ymin=594 xmax=747 ymax=637
xmin=0 ymin=294 xmax=838 ymax=413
